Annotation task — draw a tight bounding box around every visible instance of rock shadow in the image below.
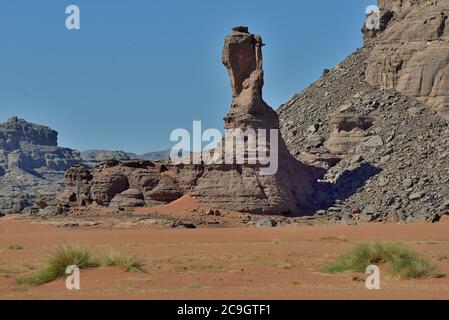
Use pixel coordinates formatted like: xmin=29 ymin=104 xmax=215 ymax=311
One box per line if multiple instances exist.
xmin=305 ymin=162 xmax=382 ymax=215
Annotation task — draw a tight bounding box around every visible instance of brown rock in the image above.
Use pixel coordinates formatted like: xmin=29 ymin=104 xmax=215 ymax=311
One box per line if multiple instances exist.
xmin=191 ymin=27 xmax=319 ymax=214
xmin=110 ymin=188 xmax=145 ymax=208
xmin=365 ymin=0 xmax=449 ymax=120
xmin=145 ymin=176 xmax=182 ymax=204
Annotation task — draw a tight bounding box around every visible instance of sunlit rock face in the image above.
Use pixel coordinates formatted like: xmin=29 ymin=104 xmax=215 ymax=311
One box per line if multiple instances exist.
xmin=364 ymin=0 xmax=449 ymax=120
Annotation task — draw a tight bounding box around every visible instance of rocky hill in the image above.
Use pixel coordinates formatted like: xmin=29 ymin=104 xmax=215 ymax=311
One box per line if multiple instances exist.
xmin=81 ymin=149 xmax=170 ymax=167
xmin=278 ymin=0 xmax=449 ymax=222
xmin=364 ymin=0 xmax=449 ymax=120
xmin=0 ymin=117 xmax=81 ymax=214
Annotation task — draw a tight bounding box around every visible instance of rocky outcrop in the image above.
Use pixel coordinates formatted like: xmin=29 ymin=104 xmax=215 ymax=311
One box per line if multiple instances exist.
xmin=278 ymin=9 xmax=449 ymax=223
xmin=40 ymin=161 xmax=174 ymax=215
xmin=0 ymin=116 xmax=57 ymax=150
xmin=0 ymin=117 xmax=82 ymax=213
xmin=110 ymin=188 xmax=145 ymax=208
xmin=190 ymin=27 xmax=319 ymax=214
xmin=364 ymin=0 xmax=449 ymax=120
xmin=40 ymin=27 xmax=319 ymax=216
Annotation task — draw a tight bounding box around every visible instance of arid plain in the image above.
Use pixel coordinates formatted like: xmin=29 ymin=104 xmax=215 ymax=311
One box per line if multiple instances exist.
xmin=1 ymin=210 xmax=449 ymax=300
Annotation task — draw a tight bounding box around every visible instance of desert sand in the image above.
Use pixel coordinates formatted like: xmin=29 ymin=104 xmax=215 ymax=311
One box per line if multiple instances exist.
xmin=1 ymin=214 xmax=449 ymax=300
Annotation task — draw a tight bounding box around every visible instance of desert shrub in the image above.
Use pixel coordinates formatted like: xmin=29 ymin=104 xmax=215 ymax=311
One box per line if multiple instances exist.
xmin=101 ymin=249 xmax=145 ymax=273
xmin=322 ymin=241 xmax=444 ymax=279
xmin=17 ymin=244 xmax=99 ymax=285
xmin=8 ymin=244 xmax=23 ymax=250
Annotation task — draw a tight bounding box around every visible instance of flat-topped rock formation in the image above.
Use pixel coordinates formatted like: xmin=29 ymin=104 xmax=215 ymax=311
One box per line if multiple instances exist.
xmin=0 ymin=117 xmax=81 ymax=213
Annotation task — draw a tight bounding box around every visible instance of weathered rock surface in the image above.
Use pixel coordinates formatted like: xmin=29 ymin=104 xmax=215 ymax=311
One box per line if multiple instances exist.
xmin=0 ymin=117 xmax=81 ymax=214
xmin=278 ymin=1 xmax=449 ymax=222
xmin=364 ymin=0 xmax=449 ymax=120
xmin=33 ymin=2 xmax=449 ymax=221
xmin=40 ymin=27 xmax=320 ymax=216
xmin=190 ymin=27 xmax=319 ymax=214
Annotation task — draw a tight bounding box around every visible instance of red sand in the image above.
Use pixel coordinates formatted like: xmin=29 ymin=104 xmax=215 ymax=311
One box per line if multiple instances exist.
xmin=1 ymin=216 xmax=449 ymax=300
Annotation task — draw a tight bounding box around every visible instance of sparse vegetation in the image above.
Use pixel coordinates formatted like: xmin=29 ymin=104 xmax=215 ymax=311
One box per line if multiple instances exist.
xmin=319 ymin=235 xmax=347 ymax=242
xmin=278 ymin=260 xmax=295 ymax=270
xmin=322 ymin=241 xmax=445 ymax=279
xmin=101 ymin=249 xmax=145 ymax=273
xmin=187 ymin=282 xmax=202 ymax=289
xmin=8 ymin=244 xmax=23 ymax=250
xmin=351 ymin=275 xmax=364 ymax=282
xmin=17 ymin=244 xmax=148 ymax=286
xmin=17 ymin=244 xmax=99 ymax=286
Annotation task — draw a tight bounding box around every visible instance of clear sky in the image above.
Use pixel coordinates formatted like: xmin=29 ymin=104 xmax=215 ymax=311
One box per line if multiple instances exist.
xmin=0 ymin=0 xmax=374 ymax=154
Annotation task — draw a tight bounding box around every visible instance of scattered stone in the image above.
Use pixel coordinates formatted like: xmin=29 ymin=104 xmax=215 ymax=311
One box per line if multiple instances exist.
xmin=307 ymin=134 xmax=324 ymax=147
xmin=307 ymin=124 xmax=319 ymax=133
xmin=342 ymin=213 xmax=357 ymax=226
xmin=402 ymin=179 xmax=414 ymax=188
xmin=362 ymin=206 xmax=377 ymax=216
xmin=255 ymin=218 xmax=277 ymax=228
xmin=409 ymin=192 xmax=425 ymax=201
xmin=350 ymin=155 xmax=364 ymax=164
xmin=378 ymin=177 xmax=390 ymax=187
xmin=362 ymin=136 xmax=384 ymax=148
xmin=172 ymin=221 xmax=197 ymax=229
xmin=358 ymin=213 xmax=374 ymax=222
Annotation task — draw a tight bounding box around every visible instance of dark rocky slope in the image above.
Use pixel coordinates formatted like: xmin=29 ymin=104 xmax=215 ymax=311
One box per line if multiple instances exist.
xmin=278 ymin=0 xmax=449 ymax=222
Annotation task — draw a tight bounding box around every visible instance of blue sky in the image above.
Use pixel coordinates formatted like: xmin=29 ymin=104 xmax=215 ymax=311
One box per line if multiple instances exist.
xmin=0 ymin=0 xmax=374 ymax=154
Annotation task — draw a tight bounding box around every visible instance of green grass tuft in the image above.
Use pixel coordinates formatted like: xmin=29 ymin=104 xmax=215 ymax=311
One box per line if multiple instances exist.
xmin=187 ymin=282 xmax=202 ymax=289
xmin=8 ymin=244 xmax=23 ymax=250
xmin=101 ymin=249 xmax=145 ymax=273
xmin=322 ymin=241 xmax=444 ymax=279
xmin=17 ymin=244 xmax=99 ymax=286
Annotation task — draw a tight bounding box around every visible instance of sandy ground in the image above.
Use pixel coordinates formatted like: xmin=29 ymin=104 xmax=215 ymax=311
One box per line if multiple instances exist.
xmin=1 ymin=215 xmax=449 ymax=300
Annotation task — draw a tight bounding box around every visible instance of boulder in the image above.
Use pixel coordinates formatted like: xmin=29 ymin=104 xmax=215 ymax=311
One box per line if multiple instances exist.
xmin=145 ymin=176 xmax=182 ymax=203
xmin=110 ymin=189 xmax=145 ymax=208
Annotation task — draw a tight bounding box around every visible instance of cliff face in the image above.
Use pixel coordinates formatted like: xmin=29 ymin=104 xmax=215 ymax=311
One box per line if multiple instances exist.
xmin=0 ymin=117 xmax=81 ymax=213
xmin=364 ymin=0 xmax=449 ymax=120
xmin=277 ymin=0 xmax=449 ymax=222
xmin=0 ymin=117 xmax=57 ymax=150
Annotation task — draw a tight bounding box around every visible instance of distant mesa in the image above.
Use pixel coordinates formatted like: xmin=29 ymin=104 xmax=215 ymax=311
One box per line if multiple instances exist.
xmin=0 ymin=117 xmax=81 ymax=213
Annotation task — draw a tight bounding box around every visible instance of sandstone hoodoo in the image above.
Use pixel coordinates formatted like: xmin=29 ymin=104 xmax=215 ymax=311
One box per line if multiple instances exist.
xmin=191 ymin=26 xmax=319 ymax=214
xmin=39 ymin=27 xmax=320 ymax=216
xmin=0 ymin=117 xmax=81 ymax=213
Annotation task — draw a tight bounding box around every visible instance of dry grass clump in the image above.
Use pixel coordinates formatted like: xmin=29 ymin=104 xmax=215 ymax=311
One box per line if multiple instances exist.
xmin=17 ymin=244 xmax=145 ymax=286
xmin=101 ymin=249 xmax=145 ymax=273
xmin=322 ymin=241 xmax=445 ymax=279
xmin=17 ymin=244 xmax=99 ymax=285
